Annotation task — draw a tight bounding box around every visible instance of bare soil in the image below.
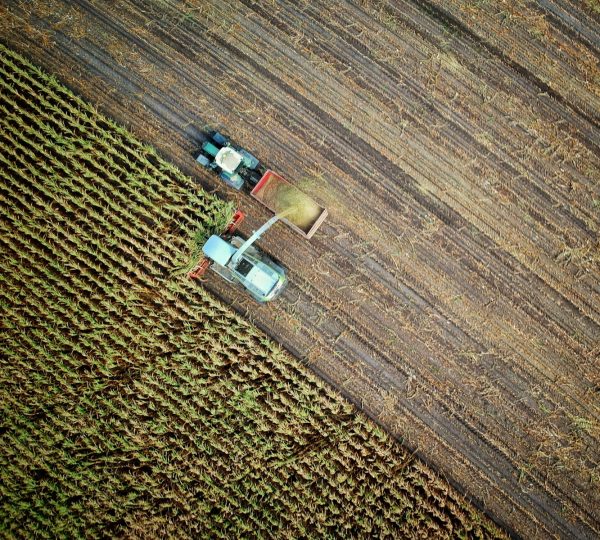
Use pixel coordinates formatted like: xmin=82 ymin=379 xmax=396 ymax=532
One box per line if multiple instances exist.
xmin=2 ymin=0 xmax=598 ymax=537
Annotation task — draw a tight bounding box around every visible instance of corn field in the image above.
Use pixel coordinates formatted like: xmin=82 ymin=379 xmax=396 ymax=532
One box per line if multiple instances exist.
xmin=0 ymin=43 xmax=505 ymax=538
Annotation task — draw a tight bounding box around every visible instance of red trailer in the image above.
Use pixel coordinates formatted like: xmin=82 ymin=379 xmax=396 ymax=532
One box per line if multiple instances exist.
xmin=251 ymin=170 xmax=328 ymax=239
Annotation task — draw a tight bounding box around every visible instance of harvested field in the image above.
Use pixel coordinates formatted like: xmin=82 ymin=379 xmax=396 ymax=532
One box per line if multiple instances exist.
xmin=0 ymin=44 xmax=505 ymax=538
xmin=1 ymin=0 xmax=599 ymax=538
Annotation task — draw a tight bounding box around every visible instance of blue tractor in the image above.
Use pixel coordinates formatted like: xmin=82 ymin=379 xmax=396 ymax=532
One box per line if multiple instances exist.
xmin=195 ymin=131 xmax=264 ymax=190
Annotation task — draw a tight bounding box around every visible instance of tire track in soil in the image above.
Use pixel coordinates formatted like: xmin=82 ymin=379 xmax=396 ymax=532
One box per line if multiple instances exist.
xmin=413 ymin=0 xmax=600 ymax=129
xmin=2 ymin=0 xmax=599 ymax=538
xmin=536 ymin=0 xmax=600 ymax=50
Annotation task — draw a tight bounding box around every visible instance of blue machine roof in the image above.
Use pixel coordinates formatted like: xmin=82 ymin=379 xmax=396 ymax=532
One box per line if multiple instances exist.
xmin=202 ymin=235 xmax=237 ymax=267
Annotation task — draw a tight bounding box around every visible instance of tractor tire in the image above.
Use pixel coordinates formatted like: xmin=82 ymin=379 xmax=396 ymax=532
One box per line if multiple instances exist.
xmin=247 ymin=170 xmax=262 ymax=187
xmin=196 ymin=153 xmax=211 ymax=167
xmin=212 ymin=131 xmax=228 ymax=146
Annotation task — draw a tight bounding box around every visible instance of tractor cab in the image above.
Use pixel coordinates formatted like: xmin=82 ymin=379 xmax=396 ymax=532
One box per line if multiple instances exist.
xmin=214 ymin=146 xmax=243 ymax=174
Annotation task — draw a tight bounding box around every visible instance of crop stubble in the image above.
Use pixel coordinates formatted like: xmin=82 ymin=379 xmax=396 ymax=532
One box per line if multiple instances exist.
xmin=1 ymin=0 xmax=598 ymax=538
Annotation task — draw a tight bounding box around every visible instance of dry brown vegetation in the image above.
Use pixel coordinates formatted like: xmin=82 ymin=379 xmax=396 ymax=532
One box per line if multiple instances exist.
xmin=1 ymin=0 xmax=599 ymax=538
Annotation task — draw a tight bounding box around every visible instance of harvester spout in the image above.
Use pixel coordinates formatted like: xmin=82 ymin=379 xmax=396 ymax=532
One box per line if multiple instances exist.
xmin=231 ymin=214 xmax=282 ymax=266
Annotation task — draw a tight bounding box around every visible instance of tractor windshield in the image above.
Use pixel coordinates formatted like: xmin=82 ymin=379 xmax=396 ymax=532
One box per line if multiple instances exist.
xmin=235 ymin=258 xmax=254 ymax=278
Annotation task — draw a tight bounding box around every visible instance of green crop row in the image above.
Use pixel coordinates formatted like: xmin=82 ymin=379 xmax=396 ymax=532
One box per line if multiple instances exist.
xmin=0 ymin=43 xmax=505 ymax=539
